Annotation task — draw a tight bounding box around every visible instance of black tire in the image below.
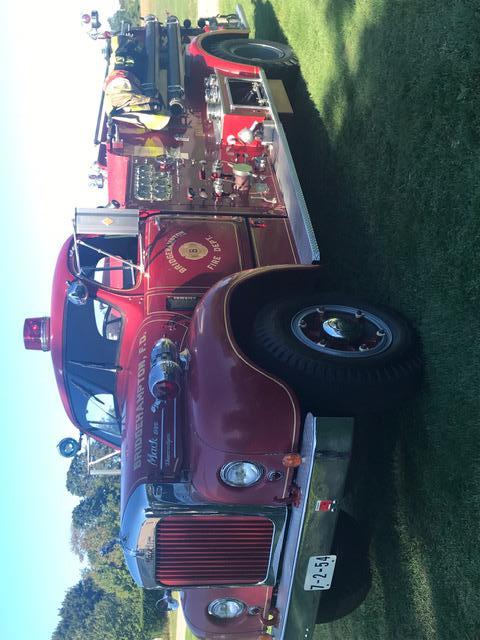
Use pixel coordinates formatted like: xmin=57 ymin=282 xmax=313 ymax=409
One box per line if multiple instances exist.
xmin=252 ymin=293 xmax=422 ymax=414
xmin=316 ymin=511 xmax=371 ymax=623
xmin=205 ymin=37 xmax=298 ymax=69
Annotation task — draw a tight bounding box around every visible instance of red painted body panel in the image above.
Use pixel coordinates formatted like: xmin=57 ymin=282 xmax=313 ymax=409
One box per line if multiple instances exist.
xmin=145 ymin=217 xmax=253 ymax=289
xmin=249 ymin=218 xmax=299 ymax=266
xmin=220 ymin=113 xmax=265 ymax=148
xmin=107 ymin=150 xmax=129 ymax=206
xmin=189 ymin=438 xmax=293 ymax=504
xmin=186 ymin=273 xmax=300 ymax=454
xmin=185 ymin=269 xmax=302 ymax=504
xmin=119 ymin=270 xmax=300 ymax=508
xmin=121 ymin=320 xmax=185 ymax=509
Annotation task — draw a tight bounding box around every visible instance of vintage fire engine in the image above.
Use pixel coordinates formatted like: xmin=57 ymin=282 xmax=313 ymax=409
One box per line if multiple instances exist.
xmin=23 ymin=6 xmax=420 ymax=639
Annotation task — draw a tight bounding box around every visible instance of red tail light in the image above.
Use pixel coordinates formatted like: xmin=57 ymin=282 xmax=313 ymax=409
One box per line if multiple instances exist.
xmin=23 ymin=317 xmax=51 ymax=351
xmin=152 ymin=379 xmax=180 ymax=400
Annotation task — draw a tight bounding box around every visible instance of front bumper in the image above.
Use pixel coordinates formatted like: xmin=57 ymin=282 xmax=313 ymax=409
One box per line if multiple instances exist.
xmin=272 ymin=415 xmax=354 ymax=639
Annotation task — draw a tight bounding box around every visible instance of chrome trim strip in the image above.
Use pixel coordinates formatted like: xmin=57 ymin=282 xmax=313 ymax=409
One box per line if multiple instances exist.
xmin=160 ymin=404 xmax=165 ymax=471
xmin=173 ymin=398 xmax=177 ymax=458
xmin=41 ymin=319 xmax=50 ymax=351
xmin=274 ymin=414 xmax=317 ymax=638
xmin=225 ymin=76 xmax=269 ymax=112
xmin=259 ymin=69 xmax=320 ymax=264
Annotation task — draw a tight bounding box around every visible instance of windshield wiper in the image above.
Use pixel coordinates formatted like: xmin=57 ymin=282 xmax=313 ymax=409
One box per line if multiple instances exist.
xmin=70 ymin=379 xmax=119 ymax=424
xmin=69 ymin=359 xmax=122 ymax=373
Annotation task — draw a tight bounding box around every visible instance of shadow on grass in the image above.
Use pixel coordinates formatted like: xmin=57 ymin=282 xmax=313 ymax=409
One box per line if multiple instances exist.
xmin=251 ymin=0 xmax=288 ymax=42
xmin=251 ymin=0 xmax=379 ymax=298
xmin=251 ymin=1 xmax=480 ymax=639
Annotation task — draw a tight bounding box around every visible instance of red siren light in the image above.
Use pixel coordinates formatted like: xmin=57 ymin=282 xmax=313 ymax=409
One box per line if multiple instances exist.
xmin=23 ymin=317 xmax=51 ymax=351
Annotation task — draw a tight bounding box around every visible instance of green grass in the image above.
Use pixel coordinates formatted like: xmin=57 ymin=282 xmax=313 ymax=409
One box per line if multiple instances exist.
xmin=168 ymin=611 xmax=177 ymax=640
xmin=142 ymin=0 xmax=197 ymax=22
xmin=220 ymin=1 xmax=480 ymax=639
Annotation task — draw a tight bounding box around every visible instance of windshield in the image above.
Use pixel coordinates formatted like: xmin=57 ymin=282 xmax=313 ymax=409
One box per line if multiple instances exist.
xmin=73 ymin=235 xmax=139 ymax=290
xmin=63 ymin=295 xmax=123 ymax=448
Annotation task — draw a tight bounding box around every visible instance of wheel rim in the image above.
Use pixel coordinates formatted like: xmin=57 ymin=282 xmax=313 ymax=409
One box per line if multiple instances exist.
xmin=228 ymin=42 xmax=285 ymax=61
xmin=291 ymin=305 xmax=393 ymax=358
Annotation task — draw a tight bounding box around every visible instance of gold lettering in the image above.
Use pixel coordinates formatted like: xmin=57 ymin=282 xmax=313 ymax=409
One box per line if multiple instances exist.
xmin=133 ymin=353 xmax=147 ymax=471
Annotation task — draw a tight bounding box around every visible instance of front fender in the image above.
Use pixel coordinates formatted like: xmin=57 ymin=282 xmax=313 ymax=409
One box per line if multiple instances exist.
xmin=182 ymin=586 xmax=271 ymax=639
xmin=185 ymin=265 xmax=321 ymax=503
xmin=186 ymin=267 xmax=309 ymax=451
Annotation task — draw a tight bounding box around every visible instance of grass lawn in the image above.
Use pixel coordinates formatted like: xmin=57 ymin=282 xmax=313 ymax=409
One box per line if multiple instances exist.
xmin=168 ymin=611 xmax=177 ymax=640
xmin=140 ymin=0 xmax=197 ymax=21
xmin=218 ymin=1 xmax=480 ymax=639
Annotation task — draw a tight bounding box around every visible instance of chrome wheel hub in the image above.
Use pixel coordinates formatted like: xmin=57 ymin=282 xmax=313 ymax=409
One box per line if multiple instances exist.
xmin=291 ymin=305 xmax=393 ymax=358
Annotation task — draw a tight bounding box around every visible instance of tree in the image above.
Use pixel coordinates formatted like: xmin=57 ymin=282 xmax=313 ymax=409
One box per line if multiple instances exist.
xmin=108 ymin=0 xmax=141 ymax=32
xmin=52 ymin=576 xmax=104 ymax=640
xmin=72 ymin=489 xmax=110 ymax=529
xmin=56 ymin=422 xmax=166 ymax=638
xmin=66 ymin=444 xmax=119 ymax=498
xmin=66 ymin=451 xmax=91 ymax=497
xmin=52 ymin=572 xmax=154 ymax=640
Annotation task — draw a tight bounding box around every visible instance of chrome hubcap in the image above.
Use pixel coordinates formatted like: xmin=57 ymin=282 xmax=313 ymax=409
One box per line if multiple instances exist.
xmin=291 ymin=305 xmax=393 ymax=358
xmin=322 ymin=317 xmax=364 ymax=341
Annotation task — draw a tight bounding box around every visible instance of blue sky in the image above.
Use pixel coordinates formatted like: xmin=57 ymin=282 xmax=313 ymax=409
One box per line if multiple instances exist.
xmin=0 ymin=1 xmax=119 ymax=638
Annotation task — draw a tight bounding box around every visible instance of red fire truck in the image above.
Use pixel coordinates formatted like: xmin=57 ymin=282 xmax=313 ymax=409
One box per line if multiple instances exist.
xmin=24 ymin=6 xmax=420 ymax=638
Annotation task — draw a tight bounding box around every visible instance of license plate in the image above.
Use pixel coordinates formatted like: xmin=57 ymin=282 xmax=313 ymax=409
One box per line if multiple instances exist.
xmin=304 ymin=555 xmax=336 ymax=590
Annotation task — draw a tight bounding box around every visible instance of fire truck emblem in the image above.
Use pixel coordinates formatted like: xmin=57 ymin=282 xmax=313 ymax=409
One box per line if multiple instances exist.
xmin=102 ymin=217 xmax=114 ymax=226
xmin=178 ymin=242 xmax=209 ymax=260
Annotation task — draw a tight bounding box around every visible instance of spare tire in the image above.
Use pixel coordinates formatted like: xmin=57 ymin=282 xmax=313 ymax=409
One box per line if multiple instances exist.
xmin=205 ymin=37 xmax=298 ymax=69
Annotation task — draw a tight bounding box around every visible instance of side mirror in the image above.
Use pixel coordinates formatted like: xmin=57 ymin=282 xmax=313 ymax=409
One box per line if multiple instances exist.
xmin=57 ymin=437 xmax=81 ymax=458
xmin=67 ymin=279 xmax=89 ymax=306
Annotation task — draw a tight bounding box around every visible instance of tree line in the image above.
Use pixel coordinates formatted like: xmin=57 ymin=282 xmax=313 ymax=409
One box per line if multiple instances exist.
xmin=52 ymin=446 xmax=166 ymax=640
xmin=108 ymin=0 xmax=141 ymax=32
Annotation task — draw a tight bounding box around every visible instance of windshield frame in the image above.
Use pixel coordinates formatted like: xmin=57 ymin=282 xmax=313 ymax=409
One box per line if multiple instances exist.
xmin=62 ymin=290 xmax=125 ymax=448
xmin=71 ymin=229 xmax=144 ymax=292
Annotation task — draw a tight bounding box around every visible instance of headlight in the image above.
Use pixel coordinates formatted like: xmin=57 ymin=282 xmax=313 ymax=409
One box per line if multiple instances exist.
xmin=220 ymin=461 xmax=264 ymax=487
xmin=208 ymin=598 xmax=246 ymax=619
